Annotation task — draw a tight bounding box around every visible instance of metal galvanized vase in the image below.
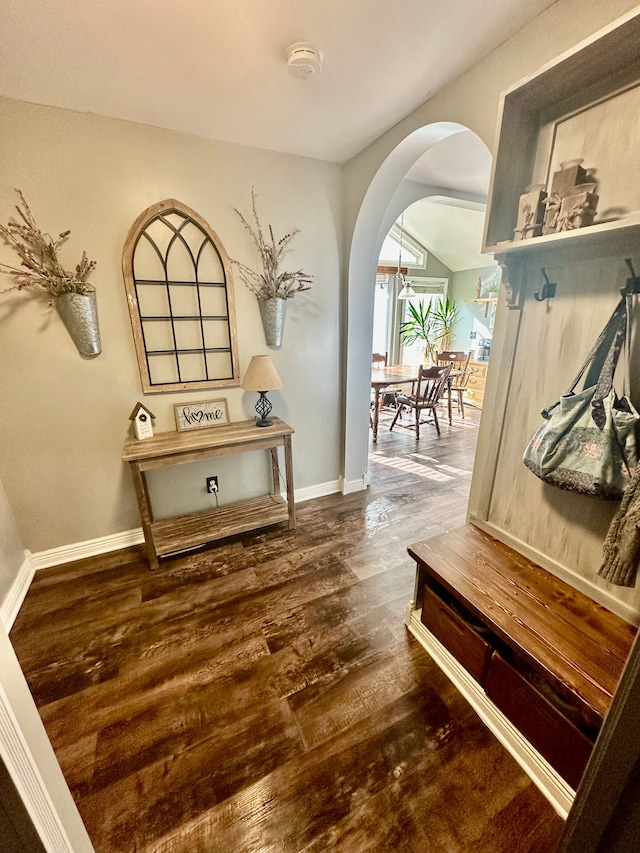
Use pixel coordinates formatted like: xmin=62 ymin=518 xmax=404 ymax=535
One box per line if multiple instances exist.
xmin=258 ymin=297 xmax=286 ymax=349
xmin=55 ymin=286 xmax=102 ymax=358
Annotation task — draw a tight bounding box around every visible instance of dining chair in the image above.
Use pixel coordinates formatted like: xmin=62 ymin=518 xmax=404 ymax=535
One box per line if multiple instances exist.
xmin=436 ymin=351 xmax=472 ymax=419
xmin=372 ymin=351 xmax=402 ymax=413
xmin=389 ymin=363 xmax=452 ymax=438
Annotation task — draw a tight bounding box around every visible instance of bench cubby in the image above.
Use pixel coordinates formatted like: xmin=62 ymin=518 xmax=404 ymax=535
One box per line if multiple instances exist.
xmin=406 ymin=523 xmax=637 ymax=810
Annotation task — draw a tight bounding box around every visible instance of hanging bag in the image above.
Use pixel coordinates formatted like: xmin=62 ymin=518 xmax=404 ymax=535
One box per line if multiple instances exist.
xmin=523 ymin=296 xmax=639 ymax=499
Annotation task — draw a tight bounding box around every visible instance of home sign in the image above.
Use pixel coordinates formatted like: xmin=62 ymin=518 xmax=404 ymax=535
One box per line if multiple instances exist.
xmin=174 ymin=399 xmax=229 ymax=432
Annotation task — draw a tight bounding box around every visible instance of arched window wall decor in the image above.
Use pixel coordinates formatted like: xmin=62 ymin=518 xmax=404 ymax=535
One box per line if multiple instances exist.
xmin=122 ymin=199 xmax=240 ymax=393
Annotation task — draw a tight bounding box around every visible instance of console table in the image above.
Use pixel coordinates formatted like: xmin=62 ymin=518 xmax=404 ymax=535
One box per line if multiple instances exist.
xmin=122 ymin=417 xmax=295 ymax=569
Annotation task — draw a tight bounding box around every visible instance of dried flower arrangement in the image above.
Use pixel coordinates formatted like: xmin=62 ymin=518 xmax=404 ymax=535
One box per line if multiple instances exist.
xmin=0 ymin=190 xmax=96 ymax=304
xmin=233 ymin=188 xmax=312 ymax=300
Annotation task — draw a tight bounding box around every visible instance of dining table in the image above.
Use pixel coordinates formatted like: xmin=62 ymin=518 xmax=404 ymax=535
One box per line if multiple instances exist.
xmin=370 ymin=363 xmax=463 ymax=442
xmin=370 ymin=364 xmax=417 ymax=443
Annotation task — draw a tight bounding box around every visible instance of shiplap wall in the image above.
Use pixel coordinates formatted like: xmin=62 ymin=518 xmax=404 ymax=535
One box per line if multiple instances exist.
xmin=471 ymin=240 xmax=640 ymax=623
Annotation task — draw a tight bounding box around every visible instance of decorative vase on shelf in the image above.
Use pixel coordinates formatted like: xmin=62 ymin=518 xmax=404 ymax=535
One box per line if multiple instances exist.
xmin=258 ymin=297 xmax=286 ymax=349
xmin=55 ymin=286 xmax=102 ymax=358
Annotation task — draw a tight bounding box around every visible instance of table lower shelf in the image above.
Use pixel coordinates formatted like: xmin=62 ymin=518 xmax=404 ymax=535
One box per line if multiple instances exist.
xmin=151 ymin=494 xmax=290 ymax=557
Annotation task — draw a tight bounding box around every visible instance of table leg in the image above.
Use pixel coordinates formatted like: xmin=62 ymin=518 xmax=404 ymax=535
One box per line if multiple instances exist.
xmin=129 ymin=462 xmax=159 ymax=570
xmin=269 ymin=447 xmax=280 ymax=495
xmin=283 ymin=435 xmax=296 ymax=529
xmin=447 ymin=378 xmax=453 ymax=426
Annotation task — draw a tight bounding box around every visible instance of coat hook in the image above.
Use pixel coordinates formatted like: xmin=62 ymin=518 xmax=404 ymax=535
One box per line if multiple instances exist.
xmin=624 ymin=258 xmax=640 ymax=296
xmin=534 ymin=268 xmax=557 ymax=302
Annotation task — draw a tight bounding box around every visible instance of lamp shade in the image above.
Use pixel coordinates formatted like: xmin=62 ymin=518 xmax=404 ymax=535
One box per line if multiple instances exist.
xmin=241 ymin=355 xmax=283 ymax=391
xmin=398 ymin=281 xmax=416 ymax=299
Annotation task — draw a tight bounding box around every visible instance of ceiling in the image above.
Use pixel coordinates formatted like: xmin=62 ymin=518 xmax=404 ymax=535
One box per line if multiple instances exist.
xmin=403 ymin=198 xmax=496 ymax=272
xmin=0 ymin=0 xmax=558 ymax=164
xmin=401 ymin=130 xmax=496 ymax=272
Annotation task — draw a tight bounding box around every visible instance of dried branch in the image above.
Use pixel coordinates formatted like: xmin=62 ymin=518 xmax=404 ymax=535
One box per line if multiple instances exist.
xmin=0 ymin=190 xmax=96 ymax=304
xmin=232 ymin=188 xmax=312 ymax=299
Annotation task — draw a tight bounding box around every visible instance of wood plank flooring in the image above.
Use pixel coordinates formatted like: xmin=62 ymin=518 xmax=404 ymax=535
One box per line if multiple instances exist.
xmin=10 ymin=408 xmax=564 ymax=852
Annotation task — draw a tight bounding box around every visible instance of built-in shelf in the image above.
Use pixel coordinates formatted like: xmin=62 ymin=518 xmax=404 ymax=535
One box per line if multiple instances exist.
xmin=482 ymin=10 xmax=640 ymax=258
xmin=487 ymin=214 xmax=640 ymax=259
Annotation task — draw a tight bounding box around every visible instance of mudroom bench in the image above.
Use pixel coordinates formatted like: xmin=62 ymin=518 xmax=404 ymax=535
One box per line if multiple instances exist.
xmin=405 ymin=523 xmax=637 ymax=812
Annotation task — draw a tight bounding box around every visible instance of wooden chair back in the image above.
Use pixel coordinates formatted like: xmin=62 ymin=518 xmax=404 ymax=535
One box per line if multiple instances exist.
xmin=372 ymin=352 xmax=387 ymax=369
xmin=390 ymin=363 xmax=452 ymax=438
xmin=437 ymin=351 xmax=471 ymax=387
xmin=437 ymin=351 xmax=467 ymax=368
xmin=415 ymin=363 xmax=452 ymax=405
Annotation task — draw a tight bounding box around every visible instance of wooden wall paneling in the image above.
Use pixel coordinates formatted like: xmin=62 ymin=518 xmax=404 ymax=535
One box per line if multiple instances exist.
xmin=481 ymin=246 xmax=640 ymax=621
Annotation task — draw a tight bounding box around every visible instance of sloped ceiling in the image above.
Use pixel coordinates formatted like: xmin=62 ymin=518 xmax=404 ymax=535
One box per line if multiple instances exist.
xmin=403 ymin=199 xmax=495 ymax=273
xmin=402 ymin=130 xmax=496 ymax=272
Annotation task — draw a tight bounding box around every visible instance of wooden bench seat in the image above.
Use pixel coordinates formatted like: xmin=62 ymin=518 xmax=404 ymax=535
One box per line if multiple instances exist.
xmin=407 ymin=523 xmax=637 ymax=790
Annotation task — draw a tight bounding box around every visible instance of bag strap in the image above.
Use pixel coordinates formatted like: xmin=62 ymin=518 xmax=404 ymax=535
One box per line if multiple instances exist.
xmin=542 ymin=297 xmax=627 ymax=425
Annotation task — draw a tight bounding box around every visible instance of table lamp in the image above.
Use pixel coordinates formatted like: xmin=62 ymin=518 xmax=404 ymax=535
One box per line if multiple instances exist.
xmin=241 ymin=355 xmax=284 ymax=427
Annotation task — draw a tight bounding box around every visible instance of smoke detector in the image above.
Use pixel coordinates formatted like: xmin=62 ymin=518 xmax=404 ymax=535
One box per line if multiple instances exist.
xmin=287 ymin=43 xmax=322 ymax=79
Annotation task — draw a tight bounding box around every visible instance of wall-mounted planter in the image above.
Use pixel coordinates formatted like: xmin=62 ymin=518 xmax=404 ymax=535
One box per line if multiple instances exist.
xmin=55 ymin=286 xmax=101 ymax=358
xmin=258 ymin=297 xmax=286 ymax=349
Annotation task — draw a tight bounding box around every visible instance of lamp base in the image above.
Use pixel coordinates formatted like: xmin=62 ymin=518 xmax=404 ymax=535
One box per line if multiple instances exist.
xmin=254 ymin=391 xmax=273 ymax=428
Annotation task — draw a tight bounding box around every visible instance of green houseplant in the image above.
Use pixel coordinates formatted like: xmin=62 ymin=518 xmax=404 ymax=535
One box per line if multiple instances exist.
xmin=400 ymin=296 xmax=460 ymax=363
xmin=0 ymin=190 xmax=101 ymax=357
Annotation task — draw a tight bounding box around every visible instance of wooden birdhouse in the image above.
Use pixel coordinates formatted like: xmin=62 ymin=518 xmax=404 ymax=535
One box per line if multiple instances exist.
xmin=129 ymin=402 xmax=156 ymax=440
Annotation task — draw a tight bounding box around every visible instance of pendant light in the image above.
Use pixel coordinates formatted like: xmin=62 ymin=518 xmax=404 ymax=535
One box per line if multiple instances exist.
xmin=395 ymin=214 xmax=416 ymax=299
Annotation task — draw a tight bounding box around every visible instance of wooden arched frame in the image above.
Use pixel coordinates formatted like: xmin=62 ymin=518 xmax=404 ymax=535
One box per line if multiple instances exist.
xmin=122 ymin=199 xmax=240 ymax=393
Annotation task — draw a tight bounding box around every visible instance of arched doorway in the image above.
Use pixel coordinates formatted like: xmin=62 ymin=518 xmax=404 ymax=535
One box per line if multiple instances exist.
xmin=343 ymin=122 xmax=493 ymax=491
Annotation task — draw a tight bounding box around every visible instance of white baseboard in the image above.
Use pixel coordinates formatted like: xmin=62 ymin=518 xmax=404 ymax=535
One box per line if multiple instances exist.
xmin=31 ymin=528 xmax=144 ymax=571
xmin=0 ymin=552 xmax=36 ymax=631
xmin=294 ymin=479 xmax=341 ymax=503
xmin=340 ymin=474 xmax=369 ymax=494
xmin=405 ymin=602 xmax=575 ymax=819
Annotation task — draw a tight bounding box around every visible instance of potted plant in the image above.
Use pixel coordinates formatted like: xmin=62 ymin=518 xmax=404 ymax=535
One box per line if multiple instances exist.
xmin=233 ymin=188 xmax=312 ymax=349
xmin=431 ymin=295 xmax=461 ymax=352
xmin=400 ymin=296 xmax=460 ymax=363
xmin=0 ymin=191 xmax=101 ymax=357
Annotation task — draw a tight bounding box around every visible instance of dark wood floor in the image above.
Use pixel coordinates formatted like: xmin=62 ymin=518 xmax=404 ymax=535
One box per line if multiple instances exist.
xmin=10 ymin=406 xmax=564 ymax=852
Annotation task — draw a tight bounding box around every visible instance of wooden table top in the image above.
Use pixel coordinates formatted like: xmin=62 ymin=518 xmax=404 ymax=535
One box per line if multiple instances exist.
xmin=122 ymin=417 xmax=294 ymax=462
xmin=370 ymin=366 xmax=417 ymax=386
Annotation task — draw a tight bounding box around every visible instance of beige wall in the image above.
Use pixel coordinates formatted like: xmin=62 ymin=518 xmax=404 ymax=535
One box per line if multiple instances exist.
xmin=0 ymin=100 xmax=342 ymax=552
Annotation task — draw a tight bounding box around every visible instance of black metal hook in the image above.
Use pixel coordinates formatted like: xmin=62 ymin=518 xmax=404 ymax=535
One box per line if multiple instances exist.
xmin=623 ymin=258 xmax=640 ymax=296
xmin=534 ymin=269 xmax=557 ymax=302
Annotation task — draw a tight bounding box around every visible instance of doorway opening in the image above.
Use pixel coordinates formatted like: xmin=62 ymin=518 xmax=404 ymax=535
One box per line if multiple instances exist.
xmin=344 ymin=123 xmax=496 ymax=496
xmin=364 ymin=191 xmax=498 ymax=507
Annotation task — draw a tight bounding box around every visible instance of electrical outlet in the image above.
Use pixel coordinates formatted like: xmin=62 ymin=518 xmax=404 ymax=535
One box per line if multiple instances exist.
xmin=206 ymin=476 xmax=218 ymax=493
